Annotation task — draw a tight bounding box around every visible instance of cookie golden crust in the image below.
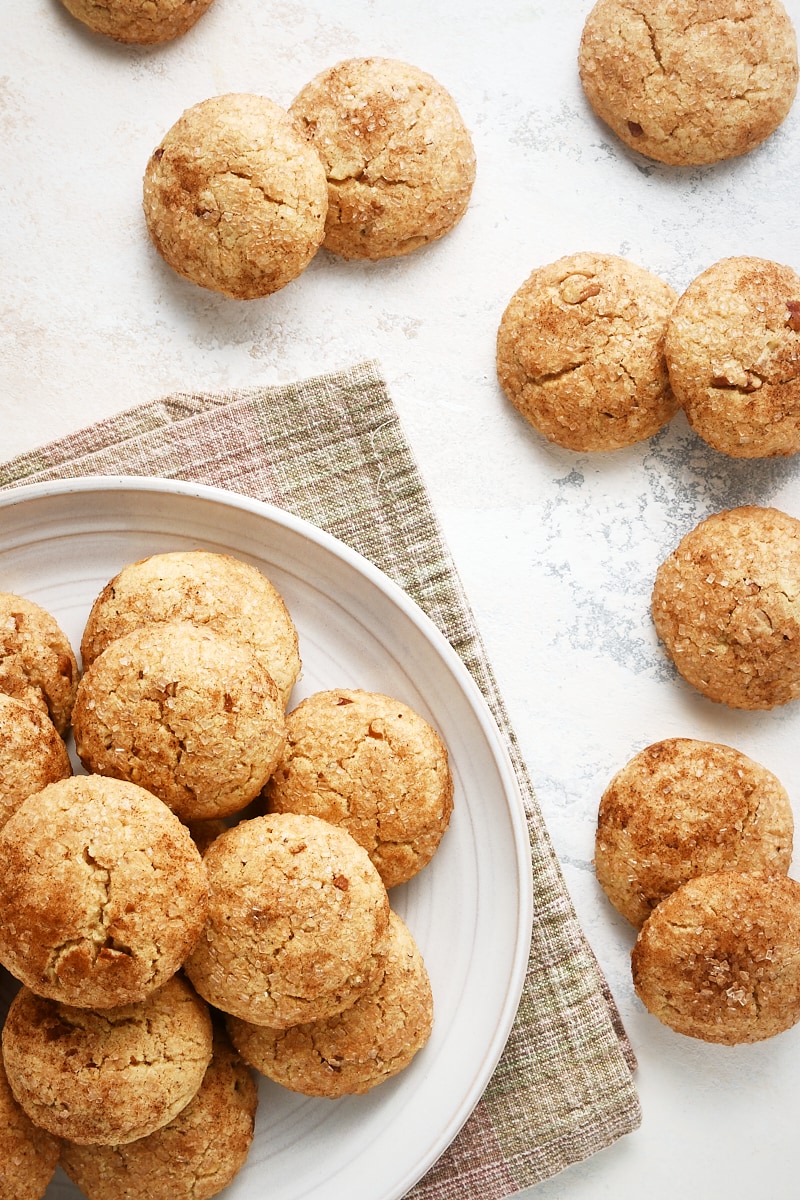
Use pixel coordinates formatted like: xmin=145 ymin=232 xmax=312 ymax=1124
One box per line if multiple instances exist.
xmin=596 ymin=738 xmax=793 ymax=927
xmin=143 ymin=93 xmax=328 ymax=299
xmin=578 ymin=0 xmax=799 ymax=166
xmin=665 ymin=256 xmax=800 ymax=457
xmin=496 ymin=252 xmax=678 ymax=451
xmin=290 ymin=57 xmax=476 ymax=260
xmin=265 ymin=688 xmax=454 ymax=888
xmin=59 ymin=1027 xmax=258 ymax=1200
xmin=81 ymin=550 xmax=301 ymax=707
xmin=632 ymin=871 xmax=800 ymax=1043
xmin=1 ymin=977 xmax=213 ymax=1145
xmin=0 ymin=694 xmax=71 ymax=832
xmin=0 ymin=593 xmax=79 ymax=736
xmin=0 ymin=775 xmax=208 ymax=1008
xmin=652 ymin=506 xmax=800 ymax=709
xmin=184 ymin=812 xmax=391 ymax=1028
xmin=58 ymin=0 xmax=216 ymax=44
xmin=73 ymin=621 xmax=286 ymax=822
xmin=228 ymin=910 xmax=432 ymax=1098
xmin=0 ymin=1052 xmax=60 ymax=1200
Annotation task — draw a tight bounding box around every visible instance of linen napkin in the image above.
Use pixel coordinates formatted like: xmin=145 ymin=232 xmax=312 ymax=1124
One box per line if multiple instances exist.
xmin=0 ymin=360 xmax=641 ymax=1197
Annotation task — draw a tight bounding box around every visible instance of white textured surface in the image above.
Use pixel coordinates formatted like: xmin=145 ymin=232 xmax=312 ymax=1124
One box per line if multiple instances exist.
xmin=3 ymin=1 xmax=800 ymax=1197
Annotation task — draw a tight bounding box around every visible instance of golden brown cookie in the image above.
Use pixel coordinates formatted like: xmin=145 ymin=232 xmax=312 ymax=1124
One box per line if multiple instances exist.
xmin=58 ymin=0 xmax=216 ymax=44
xmin=578 ymin=0 xmax=799 ymax=166
xmin=596 ymin=738 xmax=793 ymax=927
xmin=631 ymin=871 xmax=800 ymax=1043
xmin=0 ymin=775 xmax=208 ymax=1008
xmin=184 ymin=812 xmax=390 ymax=1027
xmin=80 ymin=549 xmax=301 ymax=707
xmin=665 ymin=256 xmax=800 ymax=457
xmin=0 ymin=693 xmax=71 ymax=832
xmin=227 ymin=910 xmax=432 ymax=1097
xmin=652 ymin=505 xmax=800 ymax=709
xmin=0 ymin=593 xmax=78 ymax=735
xmin=143 ymin=93 xmax=328 ymax=299
xmin=0 ymin=1050 xmax=59 ymax=1200
xmin=73 ymin=621 xmax=286 ymax=821
xmin=265 ymin=688 xmax=453 ymax=888
xmin=2 ymin=976 xmax=213 ymax=1144
xmin=59 ymin=1027 xmax=257 ymax=1200
xmin=290 ymin=57 xmax=476 ymax=260
xmin=496 ymin=252 xmax=678 ymax=451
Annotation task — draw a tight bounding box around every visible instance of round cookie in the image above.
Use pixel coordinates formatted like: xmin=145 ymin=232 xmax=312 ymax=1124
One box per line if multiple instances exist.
xmin=60 ymin=1027 xmax=257 ymax=1200
xmin=1 ymin=976 xmax=213 ymax=1144
xmin=0 ymin=693 xmax=71 ymax=832
xmin=227 ymin=910 xmax=432 ymax=1098
xmin=184 ymin=812 xmax=391 ymax=1028
xmin=0 ymin=592 xmax=79 ymax=735
xmin=631 ymin=871 xmax=800 ymax=1043
xmin=578 ymin=0 xmax=799 ymax=166
xmin=265 ymin=688 xmax=454 ymax=888
xmin=596 ymin=738 xmax=793 ymax=927
xmin=73 ymin=621 xmax=286 ymax=821
xmin=289 ymin=57 xmax=476 ymax=260
xmin=80 ymin=549 xmax=301 ymax=707
xmin=665 ymin=256 xmax=800 ymax=457
xmin=58 ymin=0 xmax=216 ymax=44
xmin=143 ymin=93 xmax=328 ymax=299
xmin=496 ymin=252 xmax=678 ymax=451
xmin=0 ymin=1051 xmax=60 ymax=1200
xmin=0 ymin=775 xmax=208 ymax=1008
xmin=652 ymin=505 xmax=800 ymax=709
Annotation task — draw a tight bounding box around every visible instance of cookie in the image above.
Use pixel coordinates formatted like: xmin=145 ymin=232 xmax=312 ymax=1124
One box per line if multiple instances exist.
xmin=290 ymin=57 xmax=476 ymax=260
xmin=0 ymin=593 xmax=79 ymax=735
xmin=631 ymin=871 xmax=800 ymax=1043
xmin=0 ymin=1051 xmax=59 ymax=1200
xmin=496 ymin=252 xmax=678 ymax=451
xmin=1 ymin=976 xmax=213 ymax=1144
xmin=664 ymin=256 xmax=800 ymax=457
xmin=0 ymin=693 xmax=71 ymax=832
xmin=652 ymin=505 xmax=800 ymax=709
xmin=596 ymin=738 xmax=793 ymax=927
xmin=265 ymin=688 xmax=453 ymax=888
xmin=578 ymin=0 xmax=799 ymax=166
xmin=143 ymin=93 xmax=328 ymax=299
xmin=0 ymin=775 xmax=208 ymax=1008
xmin=184 ymin=812 xmax=390 ymax=1028
xmin=227 ymin=910 xmax=432 ymax=1098
xmin=60 ymin=1027 xmax=257 ymax=1200
xmin=80 ymin=549 xmax=301 ymax=707
xmin=58 ymin=0 xmax=215 ymax=44
xmin=72 ymin=621 xmax=286 ymax=821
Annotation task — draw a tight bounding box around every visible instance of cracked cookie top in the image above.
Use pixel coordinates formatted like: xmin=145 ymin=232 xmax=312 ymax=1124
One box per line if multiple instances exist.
xmin=578 ymin=0 xmax=799 ymax=166
xmin=0 ymin=1052 xmax=60 ymax=1200
xmin=0 ymin=592 xmax=79 ymax=736
xmin=496 ymin=251 xmax=678 ymax=451
xmin=0 ymin=693 xmax=71 ymax=833
xmin=0 ymin=774 xmax=208 ymax=1008
xmin=58 ymin=0 xmax=216 ymax=44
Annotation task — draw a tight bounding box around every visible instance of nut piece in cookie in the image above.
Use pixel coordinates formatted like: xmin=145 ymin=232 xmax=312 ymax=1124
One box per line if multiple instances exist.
xmin=60 ymin=1027 xmax=258 ymax=1200
xmin=1 ymin=976 xmax=213 ymax=1144
xmin=631 ymin=871 xmax=800 ymax=1043
xmin=652 ymin=505 xmax=800 ymax=709
xmin=0 ymin=592 xmax=79 ymax=735
xmin=184 ymin=812 xmax=391 ymax=1028
xmin=228 ymin=910 xmax=432 ymax=1097
xmin=578 ymin=0 xmax=799 ymax=166
xmin=665 ymin=256 xmax=800 ymax=457
xmin=0 ymin=1050 xmax=59 ymax=1200
xmin=81 ymin=549 xmax=301 ymax=707
xmin=497 ymin=252 xmax=678 ymax=451
xmin=0 ymin=693 xmax=71 ymax=832
xmin=73 ymin=621 xmax=286 ymax=821
xmin=0 ymin=775 xmax=208 ymax=1008
xmin=58 ymin=0 xmax=216 ymax=44
xmin=290 ymin=57 xmax=476 ymax=260
xmin=265 ymin=688 xmax=454 ymax=888
xmin=596 ymin=738 xmax=793 ymax=927
xmin=143 ymin=94 xmax=328 ymax=299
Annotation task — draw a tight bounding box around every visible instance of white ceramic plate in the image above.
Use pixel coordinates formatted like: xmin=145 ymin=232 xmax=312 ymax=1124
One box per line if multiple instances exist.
xmin=0 ymin=476 xmax=533 ymax=1200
